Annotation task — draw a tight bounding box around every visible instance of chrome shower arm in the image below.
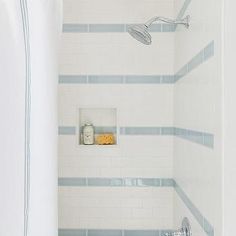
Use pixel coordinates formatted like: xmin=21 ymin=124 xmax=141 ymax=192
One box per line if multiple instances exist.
xmin=144 ymin=16 xmax=190 ymax=28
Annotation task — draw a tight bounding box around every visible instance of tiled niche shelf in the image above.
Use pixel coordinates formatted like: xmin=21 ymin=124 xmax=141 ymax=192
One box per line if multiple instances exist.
xmin=79 ymin=108 xmax=117 ymax=146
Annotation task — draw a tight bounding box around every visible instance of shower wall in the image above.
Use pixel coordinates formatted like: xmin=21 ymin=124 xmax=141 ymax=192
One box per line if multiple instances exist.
xmin=59 ymin=0 xmax=223 ymax=236
xmin=173 ymin=0 xmax=222 ymax=236
xmin=58 ymin=0 xmax=175 ymax=233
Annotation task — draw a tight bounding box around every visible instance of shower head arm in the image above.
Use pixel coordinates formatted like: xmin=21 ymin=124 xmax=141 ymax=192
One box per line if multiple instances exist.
xmin=144 ymin=15 xmax=190 ymax=28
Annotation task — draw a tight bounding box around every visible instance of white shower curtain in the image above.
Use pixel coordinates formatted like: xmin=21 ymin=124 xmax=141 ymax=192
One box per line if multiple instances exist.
xmin=0 ymin=1 xmax=62 ymax=236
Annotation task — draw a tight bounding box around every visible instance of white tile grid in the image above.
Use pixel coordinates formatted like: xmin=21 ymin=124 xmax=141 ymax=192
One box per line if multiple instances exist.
xmin=174 ymin=57 xmax=220 ymax=134
xmin=59 ymin=187 xmax=173 ymax=229
xmin=59 ymin=33 xmax=175 ymax=75
xmin=58 ymin=135 xmax=173 ymax=178
xmin=60 ymin=0 xmax=175 ymax=231
xmin=63 ymin=0 xmax=174 ymax=24
xmin=58 ymin=85 xmax=174 ymax=126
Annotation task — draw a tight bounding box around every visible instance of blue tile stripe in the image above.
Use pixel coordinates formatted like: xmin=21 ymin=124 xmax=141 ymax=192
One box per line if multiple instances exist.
xmin=58 ymin=126 xmax=76 ymax=135
xmin=79 ymin=126 xmax=117 ymax=134
xmin=58 ymin=126 xmax=214 ymax=148
xmin=58 ymin=126 xmax=117 ymax=135
xmin=63 ymin=24 xmax=176 ymax=33
xmin=59 ymin=229 xmax=173 ymax=236
xmin=174 ymin=180 xmax=214 ymax=236
xmin=176 ymin=0 xmax=192 ymax=20
xmin=174 ymin=127 xmax=214 ymax=148
xmin=175 ymin=41 xmax=214 ymax=82
xmin=58 ymin=178 xmax=174 ymax=187
xmin=59 ymin=41 xmax=214 ymax=85
xmin=58 ymin=75 xmax=175 ymax=84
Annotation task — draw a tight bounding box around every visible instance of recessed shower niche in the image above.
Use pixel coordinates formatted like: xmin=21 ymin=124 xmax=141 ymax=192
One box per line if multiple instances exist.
xmin=79 ymin=108 xmax=117 ymax=145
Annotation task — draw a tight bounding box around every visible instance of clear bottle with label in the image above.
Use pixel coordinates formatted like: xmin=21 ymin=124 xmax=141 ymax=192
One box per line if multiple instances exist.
xmin=83 ymin=123 xmax=94 ymax=145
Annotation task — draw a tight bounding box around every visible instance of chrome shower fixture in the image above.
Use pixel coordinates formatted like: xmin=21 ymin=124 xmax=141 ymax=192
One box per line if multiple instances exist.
xmin=128 ymin=15 xmax=190 ymax=45
xmin=165 ymin=217 xmax=192 ymax=236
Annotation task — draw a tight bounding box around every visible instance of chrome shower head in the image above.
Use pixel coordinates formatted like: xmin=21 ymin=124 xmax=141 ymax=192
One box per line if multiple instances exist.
xmin=127 ymin=24 xmax=152 ymax=45
xmin=128 ymin=15 xmax=190 ymax=45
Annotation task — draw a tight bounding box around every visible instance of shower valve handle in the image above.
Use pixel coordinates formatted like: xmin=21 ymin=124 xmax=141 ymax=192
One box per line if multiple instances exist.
xmin=165 ymin=218 xmax=192 ymax=236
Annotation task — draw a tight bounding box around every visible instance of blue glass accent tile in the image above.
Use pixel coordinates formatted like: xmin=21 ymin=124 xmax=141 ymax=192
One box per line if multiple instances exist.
xmin=89 ymin=24 xmax=125 ymax=32
xmin=124 ymin=178 xmax=137 ymax=186
xmin=174 ymin=128 xmax=214 ymax=148
xmin=161 ymin=127 xmax=175 ymax=135
xmin=203 ymin=133 xmax=214 ymax=148
xmin=58 ymin=178 xmax=86 ymax=186
xmin=59 ymin=229 xmax=87 ymax=236
xmin=124 ymin=230 xmax=159 ymax=236
xmin=88 ymin=75 xmax=124 ymax=84
xmin=176 ymin=0 xmax=192 ymax=20
xmin=161 ymin=75 xmax=175 ymax=84
xmin=121 ymin=127 xmax=161 ymax=135
xmin=187 ymin=130 xmax=204 ymax=145
xmin=59 ymin=75 xmax=87 ymax=84
xmin=203 ymin=218 xmax=214 ymax=236
xmin=125 ymin=75 xmax=161 ymax=84
xmin=161 ymin=179 xmax=174 ymax=187
xmin=63 ymin=24 xmax=88 ymax=33
xmin=119 ymin=127 xmax=126 ymax=135
xmin=204 ymin=41 xmax=214 ymax=60
xmin=162 ymin=24 xmax=176 ymax=32
xmin=88 ymin=178 xmax=111 ymax=186
xmin=58 ymin=126 xmax=76 ymax=135
xmin=136 ymin=178 xmax=161 ymax=187
xmin=175 ymin=182 xmax=204 ymax=228
xmin=148 ymin=24 xmax=162 ymax=32
xmin=159 ymin=230 xmax=173 ymax=236
xmin=110 ymin=178 xmax=123 ymax=186
xmin=94 ymin=126 xmax=117 ymax=134
xmin=175 ymin=65 xmax=188 ymax=82
xmin=88 ymin=230 xmax=122 ymax=236
xmin=188 ymin=51 xmax=204 ymax=73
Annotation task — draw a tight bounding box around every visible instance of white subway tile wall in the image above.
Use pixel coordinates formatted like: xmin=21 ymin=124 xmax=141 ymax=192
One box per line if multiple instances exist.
xmin=174 ymin=0 xmax=222 ymax=236
xmin=59 ymin=0 xmax=175 ymax=232
xmin=59 ymin=0 xmax=221 ymax=235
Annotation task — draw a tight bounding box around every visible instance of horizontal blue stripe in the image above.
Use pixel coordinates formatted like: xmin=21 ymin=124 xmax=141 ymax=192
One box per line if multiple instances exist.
xmin=63 ymin=24 xmax=88 ymax=32
xmin=59 ymin=75 xmax=177 ymax=84
xmin=59 ymin=75 xmax=87 ymax=84
xmin=58 ymin=178 xmax=174 ymax=187
xmin=58 ymin=126 xmax=214 ymax=148
xmin=59 ymin=229 xmax=174 ymax=236
xmin=174 ymin=180 xmax=214 ymax=236
xmin=120 ymin=127 xmax=161 ymax=135
xmin=58 ymin=126 xmax=76 ymax=135
xmin=125 ymin=75 xmax=161 ymax=84
xmin=59 ymin=229 xmax=86 ymax=236
xmin=88 ymin=75 xmax=124 ymax=84
xmin=79 ymin=126 xmax=117 ymax=134
xmin=89 ymin=24 xmax=125 ymax=32
xmin=63 ymin=24 xmax=175 ymax=33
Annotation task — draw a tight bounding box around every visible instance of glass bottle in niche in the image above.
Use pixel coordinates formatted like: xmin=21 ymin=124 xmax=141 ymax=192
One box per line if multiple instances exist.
xmin=82 ymin=123 xmax=94 ymax=145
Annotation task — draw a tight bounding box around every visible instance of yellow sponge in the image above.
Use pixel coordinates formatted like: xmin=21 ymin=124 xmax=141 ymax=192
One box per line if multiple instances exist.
xmin=96 ymin=133 xmax=115 ymax=145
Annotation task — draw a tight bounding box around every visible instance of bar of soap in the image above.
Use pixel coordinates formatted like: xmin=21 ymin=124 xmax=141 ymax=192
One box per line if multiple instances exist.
xmin=96 ymin=133 xmax=115 ymax=145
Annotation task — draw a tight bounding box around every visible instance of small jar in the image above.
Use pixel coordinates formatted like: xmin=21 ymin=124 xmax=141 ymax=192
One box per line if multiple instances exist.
xmin=83 ymin=123 xmax=94 ymax=145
